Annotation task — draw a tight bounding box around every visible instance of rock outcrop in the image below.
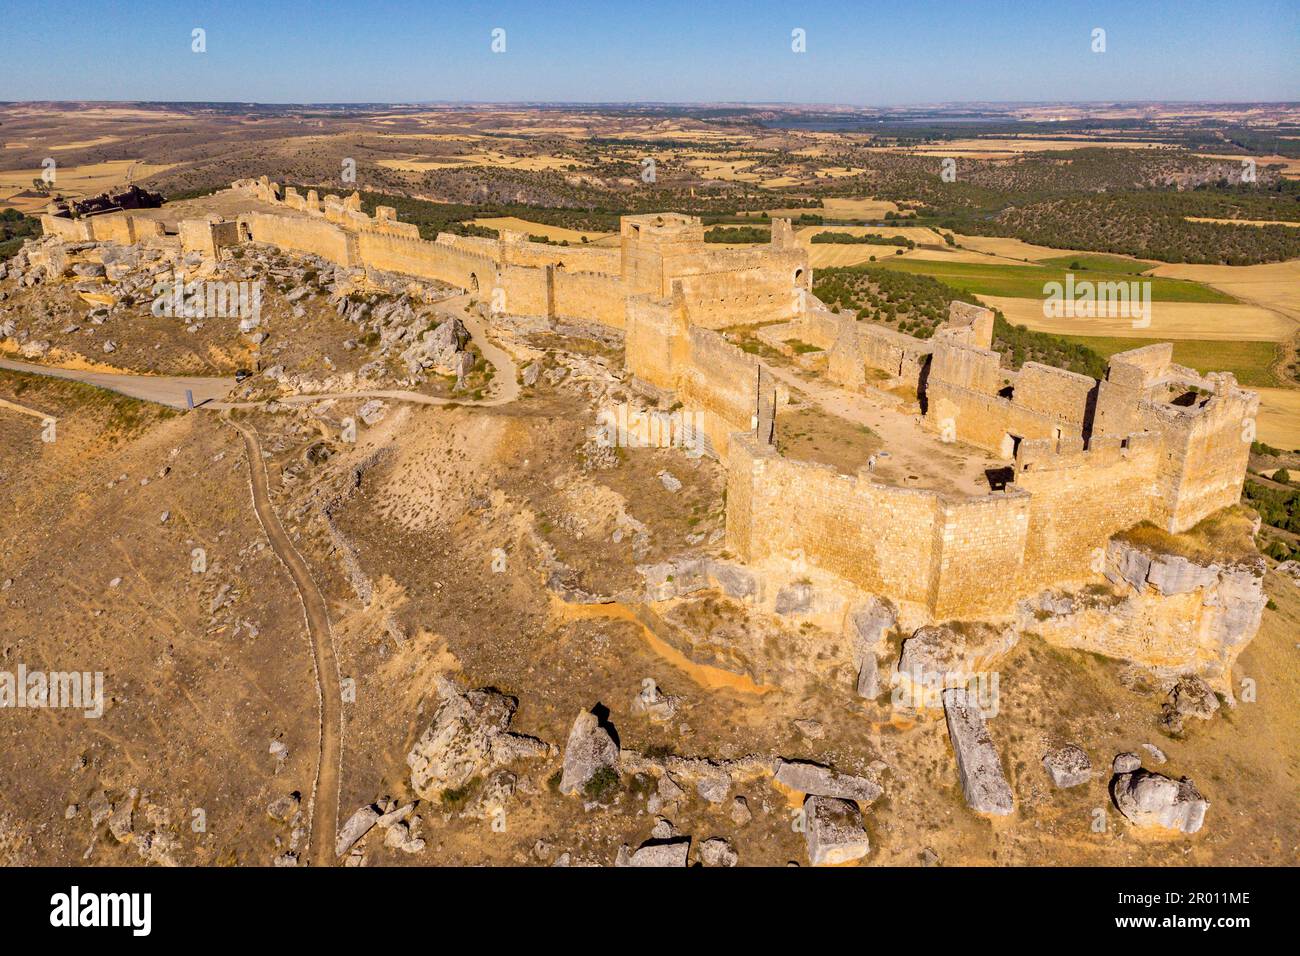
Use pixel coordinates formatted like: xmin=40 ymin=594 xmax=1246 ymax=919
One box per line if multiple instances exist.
xmin=558 ymin=710 xmax=619 ymax=796
xmin=406 ymin=679 xmax=552 ymax=800
xmin=1018 ymin=537 xmax=1266 ymax=691
xmin=849 ymin=597 xmax=895 ymax=700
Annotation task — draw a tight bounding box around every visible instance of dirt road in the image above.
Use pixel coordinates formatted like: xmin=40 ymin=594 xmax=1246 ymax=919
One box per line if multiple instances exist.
xmin=1 ymin=296 xmax=518 ymax=413
xmin=0 ymin=356 xmax=236 ymax=408
xmin=227 ymin=417 xmax=342 ymax=867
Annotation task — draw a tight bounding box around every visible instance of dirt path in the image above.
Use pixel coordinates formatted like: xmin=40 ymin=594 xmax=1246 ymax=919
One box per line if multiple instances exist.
xmin=227 ymin=417 xmax=342 ymax=867
xmin=453 ymin=297 xmax=522 ymax=404
xmin=0 ymin=356 xmax=236 ymax=408
xmin=3 ymin=300 xmax=523 ymax=868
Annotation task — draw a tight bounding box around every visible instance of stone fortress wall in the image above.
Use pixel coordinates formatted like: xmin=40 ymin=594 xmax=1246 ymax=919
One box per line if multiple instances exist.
xmin=215 ymin=178 xmax=809 ymax=332
xmin=616 ymin=228 xmax=1258 ymax=625
xmin=713 ymin=298 xmax=1258 ymax=620
xmin=41 ymin=177 xmax=1261 ymax=636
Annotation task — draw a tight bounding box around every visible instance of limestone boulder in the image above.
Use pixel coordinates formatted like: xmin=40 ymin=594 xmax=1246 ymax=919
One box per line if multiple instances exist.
xmin=400 ymin=315 xmax=469 ymax=376
xmin=356 ymin=399 xmax=387 ymax=426
xmin=615 ymin=838 xmax=690 ymax=867
xmin=1042 ymin=744 xmax=1091 ymax=788
xmin=856 ymin=659 xmax=881 ymax=700
xmin=1112 ymin=768 xmax=1209 ymax=834
xmin=558 ymin=710 xmax=619 ymax=796
xmin=705 ymin=559 xmax=757 ymax=601
xmin=850 ymin=597 xmax=895 ymax=656
xmin=898 ymin=623 xmax=1017 ymax=689
xmin=942 ymin=688 xmax=1014 ymax=815
xmin=335 ymin=804 xmax=380 ymax=857
xmin=698 ymin=837 xmax=738 ymax=867
xmin=695 ymin=773 xmax=730 ymax=804
xmin=804 ymin=795 xmax=870 ymax=866
xmin=406 ymin=678 xmax=551 ymax=800
xmin=107 ymin=788 xmax=138 ymax=843
xmin=774 ymin=759 xmax=882 ymax=804
xmin=849 ymin=597 xmax=895 ymax=700
xmin=1113 ymin=752 xmax=1142 ymax=774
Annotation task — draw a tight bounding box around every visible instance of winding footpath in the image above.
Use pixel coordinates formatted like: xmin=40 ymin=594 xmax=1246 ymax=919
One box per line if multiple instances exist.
xmin=228 ymin=417 xmax=343 ymax=867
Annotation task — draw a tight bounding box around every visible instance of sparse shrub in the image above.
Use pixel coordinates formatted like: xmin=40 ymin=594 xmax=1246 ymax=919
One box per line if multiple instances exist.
xmin=582 ymin=766 xmax=620 ymax=801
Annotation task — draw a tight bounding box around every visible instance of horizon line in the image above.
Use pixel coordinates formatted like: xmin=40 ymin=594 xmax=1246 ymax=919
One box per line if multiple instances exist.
xmin=6 ymin=98 xmax=1300 ymax=109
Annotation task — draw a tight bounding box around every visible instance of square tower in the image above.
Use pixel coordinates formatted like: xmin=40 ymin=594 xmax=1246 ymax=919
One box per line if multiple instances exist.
xmin=620 ymin=213 xmax=705 ymax=297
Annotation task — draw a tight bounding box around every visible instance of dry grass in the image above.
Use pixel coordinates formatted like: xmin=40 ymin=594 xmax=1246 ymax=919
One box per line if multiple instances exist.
xmin=0 ymin=159 xmax=177 ymax=213
xmin=981 ymin=294 xmax=1293 ymax=342
xmin=1114 ymin=506 xmax=1261 ymax=565
xmin=1254 ymin=387 xmax=1300 ymax=450
xmin=467 ymin=217 xmax=616 ymax=245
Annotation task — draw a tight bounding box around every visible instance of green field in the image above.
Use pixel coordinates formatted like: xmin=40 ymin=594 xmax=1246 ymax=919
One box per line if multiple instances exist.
xmin=873 ymin=258 xmax=1236 ymax=303
xmin=1057 ymin=335 xmax=1280 ymax=387
xmin=1037 ymin=254 xmax=1160 ymax=275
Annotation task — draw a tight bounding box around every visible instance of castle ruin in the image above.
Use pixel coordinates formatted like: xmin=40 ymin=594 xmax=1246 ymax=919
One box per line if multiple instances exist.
xmin=40 ymin=178 xmax=1265 ymax=685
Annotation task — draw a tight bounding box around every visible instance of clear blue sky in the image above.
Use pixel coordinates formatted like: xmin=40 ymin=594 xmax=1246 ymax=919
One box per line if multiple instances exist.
xmin=0 ymin=0 xmax=1296 ymax=104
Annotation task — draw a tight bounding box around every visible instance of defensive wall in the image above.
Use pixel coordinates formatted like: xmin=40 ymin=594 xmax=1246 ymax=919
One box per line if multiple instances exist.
xmin=39 ymin=176 xmax=1260 ymax=629
xmin=626 ymin=277 xmax=1259 ymax=619
xmin=215 ymin=179 xmax=809 ymax=333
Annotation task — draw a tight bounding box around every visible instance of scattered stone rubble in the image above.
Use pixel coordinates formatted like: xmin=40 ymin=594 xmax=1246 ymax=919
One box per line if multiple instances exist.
xmin=81 ymin=786 xmax=182 ymax=865
xmin=336 ymin=796 xmax=425 ymax=859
